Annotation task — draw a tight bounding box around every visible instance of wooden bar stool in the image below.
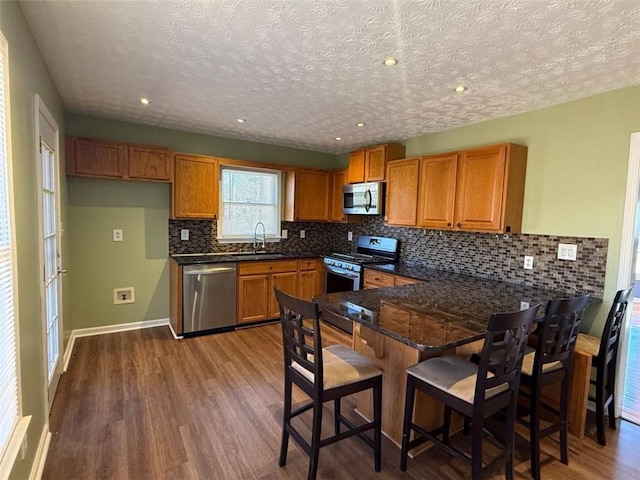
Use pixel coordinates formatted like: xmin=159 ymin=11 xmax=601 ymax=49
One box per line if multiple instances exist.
xmin=274 ymin=288 xmax=384 ymax=480
xmin=400 ymin=304 xmax=540 ymax=479
xmin=518 ymin=295 xmax=591 ymax=480
xmin=576 ymin=286 xmax=633 ymax=445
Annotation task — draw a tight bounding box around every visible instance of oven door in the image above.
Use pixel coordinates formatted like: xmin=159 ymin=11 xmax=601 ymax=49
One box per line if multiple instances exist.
xmin=324 ymin=264 xmax=360 ymax=292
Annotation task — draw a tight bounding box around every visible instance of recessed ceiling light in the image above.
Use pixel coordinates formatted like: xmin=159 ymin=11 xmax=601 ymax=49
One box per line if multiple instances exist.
xmin=382 ymin=56 xmax=398 ymax=66
xmin=356 ymin=122 xmax=365 ymax=127
xmin=454 ymin=85 xmax=468 ymax=93
xmin=335 ymin=137 xmax=342 ymax=141
xmin=236 ymin=118 xmax=246 ymax=123
xmin=139 ymin=97 xmax=150 ymax=105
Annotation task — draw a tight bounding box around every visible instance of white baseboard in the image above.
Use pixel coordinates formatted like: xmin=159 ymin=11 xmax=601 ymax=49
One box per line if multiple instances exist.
xmin=63 ymin=318 xmax=170 ymax=372
xmin=167 ymin=322 xmax=183 ymax=340
xmin=29 ymin=424 xmax=51 ymax=480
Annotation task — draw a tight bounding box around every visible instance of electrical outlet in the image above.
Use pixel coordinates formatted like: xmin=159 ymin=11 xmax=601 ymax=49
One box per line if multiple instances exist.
xmin=113 ymin=287 xmax=135 ymax=305
xmin=112 ymin=229 xmax=123 ymax=242
xmin=300 ymin=230 xmax=305 ymax=239
xmin=523 ymin=255 xmax=534 ymax=270
xmin=520 ymin=301 xmax=530 ymax=310
xmin=557 ymin=243 xmax=578 ymax=261
xmin=348 ymin=231 xmax=353 ymax=241
xmin=281 ymin=229 xmax=288 ymax=239
xmin=181 ymin=229 xmax=189 ymax=241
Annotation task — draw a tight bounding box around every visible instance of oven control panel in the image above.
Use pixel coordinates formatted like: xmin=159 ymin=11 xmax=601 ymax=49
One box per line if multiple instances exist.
xmin=323 ymin=257 xmax=362 ymax=273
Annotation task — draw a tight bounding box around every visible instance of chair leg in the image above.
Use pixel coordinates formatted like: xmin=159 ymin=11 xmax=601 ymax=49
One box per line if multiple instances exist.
xmin=595 ymin=366 xmax=607 ymax=446
xmin=443 ymin=405 xmax=452 ymax=445
xmin=400 ymin=375 xmax=417 ymax=472
xmin=463 ymin=417 xmax=470 ymax=435
xmin=559 ymin=377 xmax=570 ymax=465
xmin=607 ymin=358 xmax=617 ymax=431
xmin=471 ymin=413 xmax=484 ymax=480
xmin=373 ymin=380 xmax=382 ymax=473
xmin=530 ymin=383 xmax=541 ymax=480
xmin=505 ymin=400 xmax=517 ymax=480
xmin=279 ymin=376 xmax=292 ymax=467
xmin=334 ymin=398 xmax=341 ymax=435
xmin=308 ymin=401 xmax=323 ymax=480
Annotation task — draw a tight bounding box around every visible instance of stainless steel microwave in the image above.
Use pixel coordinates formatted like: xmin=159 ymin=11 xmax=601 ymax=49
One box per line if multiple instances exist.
xmin=343 ymin=182 xmax=385 ymax=215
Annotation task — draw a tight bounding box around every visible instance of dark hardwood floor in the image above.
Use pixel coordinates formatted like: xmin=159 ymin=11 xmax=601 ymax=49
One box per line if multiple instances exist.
xmin=43 ymin=324 xmax=640 ymax=479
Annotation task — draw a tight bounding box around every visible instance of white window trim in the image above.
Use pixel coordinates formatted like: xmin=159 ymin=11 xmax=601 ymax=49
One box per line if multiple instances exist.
xmin=0 ymin=31 xmax=31 ymax=480
xmin=217 ymin=165 xmax=284 ymax=244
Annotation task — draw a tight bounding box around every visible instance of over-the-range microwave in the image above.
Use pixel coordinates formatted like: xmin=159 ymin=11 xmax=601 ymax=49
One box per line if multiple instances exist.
xmin=343 ymin=181 xmax=385 ymax=215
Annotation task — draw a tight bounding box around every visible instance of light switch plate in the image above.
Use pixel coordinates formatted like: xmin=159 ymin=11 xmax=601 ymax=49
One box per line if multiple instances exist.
xmin=348 ymin=231 xmax=353 ymax=241
xmin=520 ymin=301 xmax=530 ymax=310
xmin=112 ymin=229 xmax=123 ymax=242
xmin=300 ymin=230 xmax=306 ymax=239
xmin=281 ymin=229 xmax=288 ymax=239
xmin=558 ymin=243 xmax=577 ymax=261
xmin=181 ymin=229 xmax=189 ymax=241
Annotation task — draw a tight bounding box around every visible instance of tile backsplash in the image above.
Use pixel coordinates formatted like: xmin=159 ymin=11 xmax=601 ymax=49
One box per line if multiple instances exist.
xmin=169 ymin=217 xmax=607 ymax=297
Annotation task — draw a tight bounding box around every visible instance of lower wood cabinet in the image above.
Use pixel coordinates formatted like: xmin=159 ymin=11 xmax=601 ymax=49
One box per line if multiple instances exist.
xmin=363 ymin=268 xmax=420 ymax=289
xmin=237 ymin=258 xmax=323 ymax=324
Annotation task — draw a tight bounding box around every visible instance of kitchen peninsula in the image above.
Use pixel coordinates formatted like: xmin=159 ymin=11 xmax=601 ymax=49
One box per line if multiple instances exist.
xmin=314 ymin=270 xmax=595 ymax=446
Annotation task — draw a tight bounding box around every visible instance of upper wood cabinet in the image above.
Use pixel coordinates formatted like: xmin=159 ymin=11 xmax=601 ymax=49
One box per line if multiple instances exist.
xmin=172 ymin=154 xmax=218 ymax=219
xmin=385 ymin=143 xmax=527 ymax=234
xmin=66 ymin=137 xmax=126 ymax=178
xmin=455 ymin=144 xmax=527 ymax=233
xmin=329 ymin=169 xmax=348 ymax=222
xmin=128 ymin=145 xmax=172 ymax=181
xmin=385 ymin=157 xmax=420 ymax=226
xmin=284 ymin=169 xmax=330 ymax=222
xmin=66 ymin=136 xmax=172 ymax=182
xmin=417 ymin=153 xmax=459 ymax=229
xmin=347 ymin=142 xmax=406 ymax=183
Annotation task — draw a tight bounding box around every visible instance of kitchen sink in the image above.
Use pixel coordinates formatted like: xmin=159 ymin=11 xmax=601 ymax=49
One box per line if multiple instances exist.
xmin=232 ymin=252 xmax=290 ymax=261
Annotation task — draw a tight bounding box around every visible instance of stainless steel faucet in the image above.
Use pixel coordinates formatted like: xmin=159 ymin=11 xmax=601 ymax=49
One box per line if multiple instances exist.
xmin=253 ymin=221 xmax=266 ymax=253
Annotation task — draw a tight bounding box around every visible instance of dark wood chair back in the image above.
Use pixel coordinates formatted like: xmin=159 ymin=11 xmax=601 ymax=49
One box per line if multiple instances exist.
xmin=275 ymin=287 xmax=323 ymax=393
xmin=475 ymin=305 xmax=540 ymax=405
xmin=599 ymin=286 xmax=633 ymax=364
xmin=533 ymin=295 xmax=592 ymax=374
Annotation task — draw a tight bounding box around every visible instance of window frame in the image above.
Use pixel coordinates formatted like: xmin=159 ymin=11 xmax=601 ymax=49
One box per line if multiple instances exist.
xmin=216 ymin=165 xmax=283 ymax=244
xmin=0 ymin=31 xmax=31 ymax=479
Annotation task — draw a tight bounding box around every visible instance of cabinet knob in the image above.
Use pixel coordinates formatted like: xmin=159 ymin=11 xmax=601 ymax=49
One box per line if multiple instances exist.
xmin=447 ymin=222 xmax=451 ymax=227
xmin=457 ymin=222 xmax=462 ymax=228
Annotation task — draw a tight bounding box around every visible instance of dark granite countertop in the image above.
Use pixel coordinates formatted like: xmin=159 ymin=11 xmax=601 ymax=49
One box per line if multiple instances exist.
xmin=170 ymin=251 xmax=325 ymax=265
xmin=314 ymin=269 xmax=594 ymax=353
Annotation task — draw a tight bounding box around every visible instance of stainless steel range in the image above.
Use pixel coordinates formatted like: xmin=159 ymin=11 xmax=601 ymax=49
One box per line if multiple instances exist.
xmin=322 ymin=235 xmax=399 ymax=333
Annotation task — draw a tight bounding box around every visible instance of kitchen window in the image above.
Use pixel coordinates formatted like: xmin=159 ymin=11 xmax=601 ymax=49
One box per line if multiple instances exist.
xmin=0 ymin=32 xmax=30 ymax=477
xmin=217 ymin=166 xmax=282 ymax=242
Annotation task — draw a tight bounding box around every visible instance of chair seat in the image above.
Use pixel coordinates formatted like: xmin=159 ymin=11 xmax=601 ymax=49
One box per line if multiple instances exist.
xmin=407 ymin=355 xmax=508 ymax=404
xmin=576 ymin=332 xmax=599 ymax=357
xmin=520 ymin=348 xmax=562 ymax=376
xmin=293 ymin=344 xmax=383 ymax=390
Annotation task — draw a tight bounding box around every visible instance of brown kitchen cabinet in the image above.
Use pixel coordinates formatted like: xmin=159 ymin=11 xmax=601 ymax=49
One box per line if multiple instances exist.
xmin=66 ymin=136 xmax=173 ymax=182
xmin=363 ymin=268 xmax=420 ymax=288
xmin=172 ymin=153 xmax=219 ymax=219
xmin=385 ymin=157 xmax=420 ymax=226
xmin=385 ymin=143 xmax=527 ymax=234
xmin=454 ymin=144 xmax=527 ymax=233
xmin=284 ymin=169 xmax=330 ymax=221
xmin=237 ymin=260 xmax=298 ymax=324
xmin=329 ymin=169 xmax=348 ymax=222
xmin=297 ymin=258 xmax=323 ymax=301
xmin=347 ymin=143 xmax=406 ymax=184
xmin=66 ymin=136 xmax=126 ymax=178
xmin=127 ymin=144 xmax=172 ymax=181
xmin=417 ymin=153 xmax=459 ymax=229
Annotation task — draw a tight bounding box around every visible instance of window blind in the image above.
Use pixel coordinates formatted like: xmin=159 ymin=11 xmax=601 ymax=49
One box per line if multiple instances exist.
xmin=0 ymin=33 xmax=19 ymax=465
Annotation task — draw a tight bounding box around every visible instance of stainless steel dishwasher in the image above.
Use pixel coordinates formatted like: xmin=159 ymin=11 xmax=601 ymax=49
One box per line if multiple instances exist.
xmin=182 ymin=263 xmax=237 ymax=334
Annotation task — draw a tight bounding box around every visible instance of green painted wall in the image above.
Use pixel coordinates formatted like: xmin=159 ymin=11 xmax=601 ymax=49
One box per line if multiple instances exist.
xmin=400 ymin=86 xmax=640 ymax=332
xmin=1 ymin=1 xmax=67 ymax=479
xmin=67 ymin=113 xmax=341 ymax=169
xmin=68 ymin=178 xmax=170 ymax=328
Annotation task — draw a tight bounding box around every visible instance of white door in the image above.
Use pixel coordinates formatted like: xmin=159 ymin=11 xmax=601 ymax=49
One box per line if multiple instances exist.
xmin=37 ymin=96 xmax=63 ymax=410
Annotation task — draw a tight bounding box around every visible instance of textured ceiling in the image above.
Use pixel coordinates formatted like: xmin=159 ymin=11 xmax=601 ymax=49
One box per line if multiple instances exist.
xmin=20 ymin=0 xmax=640 ymax=154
